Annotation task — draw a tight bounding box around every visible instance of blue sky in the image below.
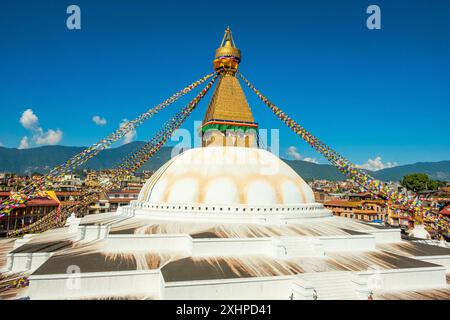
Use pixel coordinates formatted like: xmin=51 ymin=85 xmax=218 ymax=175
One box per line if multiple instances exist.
xmin=0 ymin=0 xmax=449 ymax=169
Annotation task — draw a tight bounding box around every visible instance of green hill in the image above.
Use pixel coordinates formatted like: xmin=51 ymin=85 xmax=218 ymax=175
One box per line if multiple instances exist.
xmin=1 ymin=143 xmax=449 ymax=182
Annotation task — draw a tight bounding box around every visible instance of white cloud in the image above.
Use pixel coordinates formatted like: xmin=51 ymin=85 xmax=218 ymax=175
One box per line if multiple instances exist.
xmin=287 ymin=146 xmax=302 ymax=160
xmin=92 ymin=115 xmax=107 ymax=126
xmin=34 ymin=128 xmax=63 ymax=145
xmin=303 ymin=157 xmax=319 ymax=164
xmin=286 ymin=146 xmax=319 ymax=163
xmin=120 ymin=119 xmax=137 ymax=144
xmin=357 ymin=156 xmax=398 ymax=171
xmin=19 ymin=109 xmax=63 ymax=147
xmin=19 ymin=109 xmax=39 ymax=129
xmin=18 ymin=136 xmax=29 ymax=149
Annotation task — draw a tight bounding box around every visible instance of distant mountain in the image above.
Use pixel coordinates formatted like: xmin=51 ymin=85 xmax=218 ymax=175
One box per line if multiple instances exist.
xmin=0 ymin=142 xmax=158 ymax=174
xmin=283 ymin=159 xmax=450 ymax=182
xmin=0 ymin=143 xmax=449 ymax=182
xmin=371 ymin=161 xmax=450 ymax=182
xmin=283 ymin=160 xmax=344 ymax=181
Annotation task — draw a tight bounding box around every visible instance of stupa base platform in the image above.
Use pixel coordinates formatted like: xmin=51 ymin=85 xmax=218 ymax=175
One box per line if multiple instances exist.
xmin=2 ymin=209 xmax=450 ymax=300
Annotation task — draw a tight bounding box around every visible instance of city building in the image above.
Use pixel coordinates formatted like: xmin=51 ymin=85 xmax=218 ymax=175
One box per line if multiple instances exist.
xmin=440 ymin=205 xmax=450 ymax=216
xmin=55 ymin=191 xmax=82 ymax=205
xmin=0 ymin=191 xmax=60 ymax=236
xmin=88 ymin=192 xmax=110 ymax=214
xmin=106 ymin=190 xmax=139 ymax=212
xmin=47 ymin=174 xmax=84 ymax=192
xmin=324 ymin=199 xmax=387 ymax=223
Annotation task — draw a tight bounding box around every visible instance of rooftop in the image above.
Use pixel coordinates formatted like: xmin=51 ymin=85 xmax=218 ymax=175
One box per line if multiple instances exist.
xmin=440 ymin=205 xmax=450 ymax=216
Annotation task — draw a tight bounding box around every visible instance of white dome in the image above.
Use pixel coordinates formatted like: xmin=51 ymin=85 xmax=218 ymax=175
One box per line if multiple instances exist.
xmin=138 ymin=147 xmax=316 ymax=206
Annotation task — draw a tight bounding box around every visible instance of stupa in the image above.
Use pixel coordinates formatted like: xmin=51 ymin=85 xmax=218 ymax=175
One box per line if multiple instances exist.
xmin=1 ymin=28 xmax=450 ymax=300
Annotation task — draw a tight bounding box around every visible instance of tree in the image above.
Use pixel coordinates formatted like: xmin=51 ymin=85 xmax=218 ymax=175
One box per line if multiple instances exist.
xmin=428 ymin=179 xmax=445 ymax=190
xmin=400 ymin=173 xmax=444 ymax=192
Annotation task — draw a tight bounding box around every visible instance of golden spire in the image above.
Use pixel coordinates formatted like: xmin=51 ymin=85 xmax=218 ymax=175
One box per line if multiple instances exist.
xmin=213 ymin=26 xmax=241 ymax=72
xmin=202 ymin=27 xmax=258 ymax=148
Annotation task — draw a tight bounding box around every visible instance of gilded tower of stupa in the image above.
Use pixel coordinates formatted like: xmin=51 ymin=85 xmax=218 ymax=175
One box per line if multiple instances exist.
xmin=201 ymin=27 xmax=258 ymax=147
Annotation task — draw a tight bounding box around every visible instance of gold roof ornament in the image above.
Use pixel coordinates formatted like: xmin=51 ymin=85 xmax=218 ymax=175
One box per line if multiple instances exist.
xmin=213 ymin=26 xmax=241 ymax=72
